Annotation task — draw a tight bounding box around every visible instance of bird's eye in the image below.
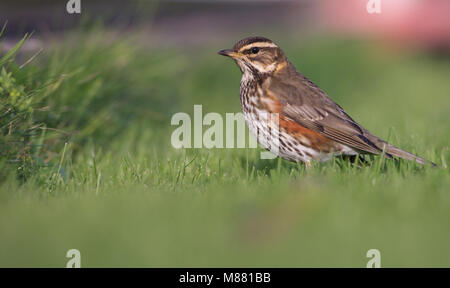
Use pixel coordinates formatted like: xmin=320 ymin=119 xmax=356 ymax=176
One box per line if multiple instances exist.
xmin=251 ymin=47 xmax=260 ymax=54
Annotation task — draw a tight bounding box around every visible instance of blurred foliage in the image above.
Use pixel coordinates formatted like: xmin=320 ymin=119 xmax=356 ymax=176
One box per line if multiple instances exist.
xmin=0 ymin=31 xmax=43 ymax=181
xmin=0 ymin=25 xmax=188 ymax=182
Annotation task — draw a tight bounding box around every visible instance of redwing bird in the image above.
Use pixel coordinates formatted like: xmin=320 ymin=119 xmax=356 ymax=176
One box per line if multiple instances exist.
xmin=218 ymin=36 xmax=435 ymax=166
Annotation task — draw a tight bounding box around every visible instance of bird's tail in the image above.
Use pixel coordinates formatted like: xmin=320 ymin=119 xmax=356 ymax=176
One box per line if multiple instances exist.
xmin=362 ymin=130 xmax=437 ymax=167
xmin=383 ymin=144 xmax=437 ymax=167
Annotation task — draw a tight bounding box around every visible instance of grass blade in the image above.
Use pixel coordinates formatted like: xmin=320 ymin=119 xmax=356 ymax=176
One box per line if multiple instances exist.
xmin=0 ymin=33 xmax=29 ymax=67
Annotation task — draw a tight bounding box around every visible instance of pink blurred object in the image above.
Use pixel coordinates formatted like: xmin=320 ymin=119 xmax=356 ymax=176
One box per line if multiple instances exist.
xmin=318 ymin=0 xmax=450 ymax=50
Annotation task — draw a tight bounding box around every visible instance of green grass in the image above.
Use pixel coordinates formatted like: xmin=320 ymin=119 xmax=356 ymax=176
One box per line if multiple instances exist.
xmin=0 ymin=30 xmax=449 ymax=267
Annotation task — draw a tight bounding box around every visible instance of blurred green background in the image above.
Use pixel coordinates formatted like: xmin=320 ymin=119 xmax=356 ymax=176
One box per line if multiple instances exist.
xmin=0 ymin=0 xmax=449 ymax=267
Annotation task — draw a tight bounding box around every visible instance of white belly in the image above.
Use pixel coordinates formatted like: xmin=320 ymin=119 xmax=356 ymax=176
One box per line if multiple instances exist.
xmin=243 ymin=109 xmax=357 ymax=163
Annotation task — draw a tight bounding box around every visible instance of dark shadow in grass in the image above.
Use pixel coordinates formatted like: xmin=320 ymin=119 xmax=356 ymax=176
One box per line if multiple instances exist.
xmin=239 ymin=151 xmax=428 ymax=178
xmin=239 ymin=153 xmax=395 ymax=176
xmin=238 ymin=154 xmax=301 ymax=177
xmin=340 ymin=154 xmax=427 ymax=174
xmin=337 ymin=155 xmax=371 ymax=168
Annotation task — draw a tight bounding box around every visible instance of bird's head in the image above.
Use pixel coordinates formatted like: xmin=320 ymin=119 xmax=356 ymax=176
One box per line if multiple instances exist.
xmin=218 ymin=37 xmax=287 ymax=77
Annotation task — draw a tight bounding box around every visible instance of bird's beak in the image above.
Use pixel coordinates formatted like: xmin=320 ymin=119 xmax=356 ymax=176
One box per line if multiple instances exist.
xmin=218 ymin=49 xmax=239 ymax=58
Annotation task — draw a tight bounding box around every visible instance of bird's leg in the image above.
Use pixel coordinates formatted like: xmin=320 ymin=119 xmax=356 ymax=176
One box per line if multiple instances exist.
xmin=342 ymin=154 xmax=370 ymax=168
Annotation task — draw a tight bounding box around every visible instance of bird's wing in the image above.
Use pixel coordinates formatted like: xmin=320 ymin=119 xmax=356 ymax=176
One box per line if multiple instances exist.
xmin=267 ymin=70 xmax=385 ymax=155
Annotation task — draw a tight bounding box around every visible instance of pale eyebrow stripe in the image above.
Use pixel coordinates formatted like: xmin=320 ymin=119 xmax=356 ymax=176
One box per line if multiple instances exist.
xmin=238 ymin=42 xmax=278 ymax=51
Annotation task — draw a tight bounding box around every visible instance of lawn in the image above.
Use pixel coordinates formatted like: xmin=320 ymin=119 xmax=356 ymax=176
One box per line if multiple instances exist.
xmin=0 ymin=29 xmax=449 ymax=267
